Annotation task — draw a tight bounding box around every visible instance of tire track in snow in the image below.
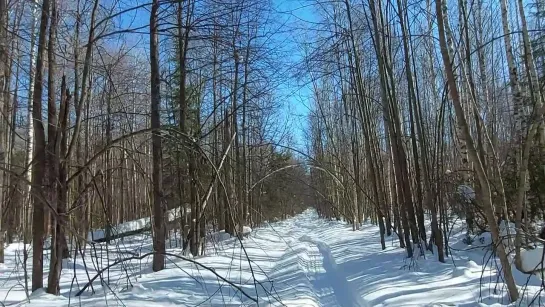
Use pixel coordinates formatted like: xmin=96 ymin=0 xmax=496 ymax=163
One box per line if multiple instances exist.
xmin=256 ymin=222 xmax=323 ymax=307
xmin=299 ymin=235 xmax=368 ymax=307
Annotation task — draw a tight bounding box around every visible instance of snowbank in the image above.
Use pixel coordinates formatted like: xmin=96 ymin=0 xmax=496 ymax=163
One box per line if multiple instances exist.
xmin=206 ymin=230 xmax=232 ymax=243
xmin=205 ymin=226 xmax=253 ymax=244
xmin=521 ymin=247 xmax=545 ymax=272
xmin=88 ymin=206 xmax=189 ymax=241
xmin=243 ymin=226 xmax=252 ymax=235
xmin=495 ymin=222 xmax=545 ymax=274
xmin=471 ymin=232 xmax=492 ymax=248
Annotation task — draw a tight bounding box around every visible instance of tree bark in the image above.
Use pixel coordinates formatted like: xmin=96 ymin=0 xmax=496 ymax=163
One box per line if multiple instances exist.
xmin=46 ymin=0 xmax=61 ymax=294
xmin=31 ymin=0 xmax=50 ymax=292
xmin=150 ymin=0 xmax=165 ymax=272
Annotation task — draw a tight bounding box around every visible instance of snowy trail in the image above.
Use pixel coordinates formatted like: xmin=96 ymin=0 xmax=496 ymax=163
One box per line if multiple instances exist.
xmin=2 ymin=208 xmax=545 ymax=306
xmin=299 ymin=235 xmax=367 ymax=307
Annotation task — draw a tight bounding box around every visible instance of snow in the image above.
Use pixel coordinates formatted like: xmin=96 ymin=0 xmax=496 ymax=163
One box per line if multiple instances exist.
xmin=457 ymin=184 xmax=476 ymax=202
xmin=205 ymin=226 xmax=252 ymax=244
xmin=473 ymin=231 xmax=493 ymax=247
xmin=243 ymin=225 xmax=252 ymax=235
xmin=499 ymin=220 xmax=516 ymax=254
xmin=470 ymin=221 xmax=545 ymax=276
xmin=521 ymin=247 xmax=545 ymax=272
xmin=88 ymin=206 xmax=188 ymax=241
xmin=1 ymin=208 xmax=545 ymax=306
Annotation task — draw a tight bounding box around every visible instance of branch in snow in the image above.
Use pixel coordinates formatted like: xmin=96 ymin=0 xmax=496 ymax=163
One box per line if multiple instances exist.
xmin=75 ymin=252 xmax=258 ymax=303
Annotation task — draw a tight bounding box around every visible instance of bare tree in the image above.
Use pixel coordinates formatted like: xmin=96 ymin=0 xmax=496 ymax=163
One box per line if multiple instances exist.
xmin=31 ymin=0 xmax=50 ymax=292
xmin=0 ymin=0 xmax=6 ymax=264
xmin=150 ymin=0 xmax=165 ymax=272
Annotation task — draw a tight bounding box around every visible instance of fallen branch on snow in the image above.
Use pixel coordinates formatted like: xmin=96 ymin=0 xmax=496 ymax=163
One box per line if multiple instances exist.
xmin=75 ymin=251 xmax=258 ymax=303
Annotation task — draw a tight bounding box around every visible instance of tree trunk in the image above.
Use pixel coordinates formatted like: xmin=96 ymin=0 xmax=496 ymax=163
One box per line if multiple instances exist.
xmin=47 ymin=75 xmax=71 ymax=295
xmin=46 ymin=0 xmax=61 ymax=294
xmin=0 ymin=0 xmax=7 ymax=264
xmin=31 ymin=0 xmax=50 ymax=292
xmin=150 ymin=0 xmax=165 ymax=272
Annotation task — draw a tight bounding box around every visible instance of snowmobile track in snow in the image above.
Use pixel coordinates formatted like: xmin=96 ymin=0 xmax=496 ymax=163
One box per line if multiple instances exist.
xmin=298 ymin=235 xmax=368 ymax=307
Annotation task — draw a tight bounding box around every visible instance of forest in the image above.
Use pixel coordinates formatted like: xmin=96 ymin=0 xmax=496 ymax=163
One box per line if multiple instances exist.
xmin=1 ymin=0 xmax=545 ymax=305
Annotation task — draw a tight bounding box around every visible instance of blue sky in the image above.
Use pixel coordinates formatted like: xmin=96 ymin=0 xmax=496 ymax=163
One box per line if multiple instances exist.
xmin=272 ymin=0 xmax=316 ymax=152
xmin=108 ymin=0 xmax=316 ymax=153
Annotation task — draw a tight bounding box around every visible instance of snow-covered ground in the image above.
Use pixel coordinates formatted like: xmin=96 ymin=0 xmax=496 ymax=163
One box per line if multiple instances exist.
xmin=1 ymin=208 xmax=545 ymax=306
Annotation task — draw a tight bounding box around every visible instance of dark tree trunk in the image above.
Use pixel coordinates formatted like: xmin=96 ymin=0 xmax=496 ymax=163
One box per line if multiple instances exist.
xmin=150 ymin=0 xmax=165 ymax=272
xmin=31 ymin=0 xmax=50 ymax=292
